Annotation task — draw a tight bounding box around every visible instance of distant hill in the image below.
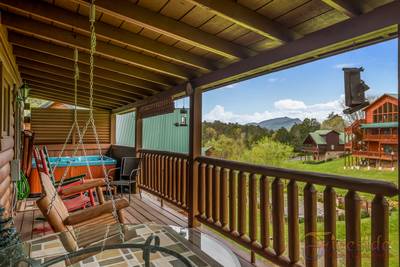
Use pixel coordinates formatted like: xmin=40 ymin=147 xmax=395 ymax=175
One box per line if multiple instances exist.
xmin=252 ymin=117 xmax=302 ymax=130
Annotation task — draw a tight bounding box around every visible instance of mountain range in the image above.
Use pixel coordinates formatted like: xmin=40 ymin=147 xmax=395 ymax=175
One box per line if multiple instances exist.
xmin=249 ymin=117 xmax=302 ymax=130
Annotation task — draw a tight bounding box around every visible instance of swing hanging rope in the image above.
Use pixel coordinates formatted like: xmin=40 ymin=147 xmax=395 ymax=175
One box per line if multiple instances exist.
xmin=46 ymin=0 xmax=124 ymax=241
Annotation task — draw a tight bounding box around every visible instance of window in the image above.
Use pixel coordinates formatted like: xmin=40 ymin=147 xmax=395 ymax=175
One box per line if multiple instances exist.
xmin=372 ymin=101 xmax=398 ymax=123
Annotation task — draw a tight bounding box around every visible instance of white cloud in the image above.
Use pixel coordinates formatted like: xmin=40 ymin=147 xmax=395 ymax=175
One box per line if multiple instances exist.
xmin=203 ymin=96 xmax=344 ymax=124
xmin=224 ymin=83 xmax=238 ymax=89
xmin=274 ymin=99 xmax=307 ymax=110
xmin=334 ymin=63 xmax=355 ymax=69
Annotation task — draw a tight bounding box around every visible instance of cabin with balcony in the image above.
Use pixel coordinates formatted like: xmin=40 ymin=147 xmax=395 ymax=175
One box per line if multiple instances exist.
xmin=0 ymin=1 xmax=399 ymax=267
xmin=345 ymin=94 xmax=398 ymax=168
xmin=302 ymin=130 xmax=345 ymax=161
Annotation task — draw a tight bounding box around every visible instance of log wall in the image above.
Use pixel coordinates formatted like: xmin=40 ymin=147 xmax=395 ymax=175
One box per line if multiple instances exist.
xmin=31 ymin=108 xmax=111 ymax=144
xmin=0 ymin=24 xmax=22 ymax=216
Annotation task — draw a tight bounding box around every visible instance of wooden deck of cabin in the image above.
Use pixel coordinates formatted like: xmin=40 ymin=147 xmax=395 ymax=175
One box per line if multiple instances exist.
xmin=14 ymin=192 xmax=260 ymax=267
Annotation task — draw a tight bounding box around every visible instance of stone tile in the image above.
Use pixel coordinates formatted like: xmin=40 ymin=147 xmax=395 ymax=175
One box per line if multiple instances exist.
xmin=98 ymin=256 xmax=125 ymax=266
xmin=188 ymin=255 xmax=208 ymax=266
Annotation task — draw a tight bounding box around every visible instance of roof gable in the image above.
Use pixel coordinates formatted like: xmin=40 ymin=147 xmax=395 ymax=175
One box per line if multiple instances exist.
xmin=364 ymin=93 xmax=398 ymax=112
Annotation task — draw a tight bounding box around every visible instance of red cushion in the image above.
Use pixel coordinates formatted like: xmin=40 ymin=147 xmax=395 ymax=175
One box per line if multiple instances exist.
xmin=63 ymin=195 xmax=91 ymax=212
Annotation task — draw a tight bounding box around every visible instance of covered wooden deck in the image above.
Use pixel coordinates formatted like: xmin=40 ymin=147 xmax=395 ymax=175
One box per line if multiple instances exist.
xmin=14 ymin=193 xmax=258 ymax=267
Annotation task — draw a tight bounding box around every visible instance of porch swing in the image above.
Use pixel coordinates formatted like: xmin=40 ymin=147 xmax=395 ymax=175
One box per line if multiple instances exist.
xmin=1 ymin=2 xmax=193 ymax=266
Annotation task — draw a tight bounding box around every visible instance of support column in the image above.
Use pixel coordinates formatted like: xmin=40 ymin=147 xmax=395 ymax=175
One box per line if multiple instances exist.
xmin=110 ymin=113 xmax=116 ymax=144
xmin=135 ymin=108 xmax=143 ymax=192
xmin=188 ymin=83 xmax=201 ymax=228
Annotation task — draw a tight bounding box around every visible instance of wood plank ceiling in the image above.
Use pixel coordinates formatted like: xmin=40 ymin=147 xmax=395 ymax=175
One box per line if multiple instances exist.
xmin=0 ymin=0 xmax=396 ymax=111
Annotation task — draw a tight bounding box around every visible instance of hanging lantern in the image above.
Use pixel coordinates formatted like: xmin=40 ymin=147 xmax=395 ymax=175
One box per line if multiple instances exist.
xmin=174 ymin=99 xmax=188 ymax=127
xmin=20 ymin=81 xmax=30 ymax=102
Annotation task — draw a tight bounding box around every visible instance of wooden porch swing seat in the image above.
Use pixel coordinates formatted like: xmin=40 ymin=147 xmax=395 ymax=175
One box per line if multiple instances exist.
xmin=36 ymin=172 xmax=129 ymax=253
xmin=32 ymin=146 xmax=95 ymax=212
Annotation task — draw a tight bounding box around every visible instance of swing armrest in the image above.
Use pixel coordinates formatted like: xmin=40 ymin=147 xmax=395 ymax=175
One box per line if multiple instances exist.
xmin=64 ymin=199 xmax=129 ymax=225
xmin=59 ymin=179 xmax=105 ymax=196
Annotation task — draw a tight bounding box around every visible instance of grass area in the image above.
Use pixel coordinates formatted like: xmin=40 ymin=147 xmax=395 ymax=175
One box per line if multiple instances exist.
xmin=281 ymin=157 xmax=398 ymax=200
xmin=282 ymin=157 xmax=398 ymax=185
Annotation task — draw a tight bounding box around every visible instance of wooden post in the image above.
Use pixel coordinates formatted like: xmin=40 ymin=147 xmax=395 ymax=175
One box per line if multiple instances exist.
xmin=135 ymin=108 xmax=143 ymax=193
xmin=188 ymin=83 xmax=201 ymax=228
xmin=110 ymin=113 xmax=116 ymax=144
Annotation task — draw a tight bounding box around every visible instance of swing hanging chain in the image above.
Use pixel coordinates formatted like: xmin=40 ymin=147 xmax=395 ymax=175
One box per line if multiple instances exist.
xmin=47 ymin=0 xmax=124 ymax=241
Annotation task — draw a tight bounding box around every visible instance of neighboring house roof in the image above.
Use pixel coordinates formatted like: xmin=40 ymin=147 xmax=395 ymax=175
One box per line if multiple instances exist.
xmin=305 ymin=130 xmax=344 ymax=145
xmin=360 ymin=122 xmax=398 ymax=129
xmin=363 ymin=93 xmax=398 ymax=111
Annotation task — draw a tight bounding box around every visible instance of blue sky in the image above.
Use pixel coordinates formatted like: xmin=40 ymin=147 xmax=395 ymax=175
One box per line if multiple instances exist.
xmin=186 ymin=39 xmax=398 ymax=124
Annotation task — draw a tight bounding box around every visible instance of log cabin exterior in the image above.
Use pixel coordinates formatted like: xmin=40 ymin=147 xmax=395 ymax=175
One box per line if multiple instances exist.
xmin=0 ymin=1 xmax=398 ymax=266
xmin=302 ymin=130 xmax=345 ymax=161
xmin=345 ymin=94 xmax=398 ymax=168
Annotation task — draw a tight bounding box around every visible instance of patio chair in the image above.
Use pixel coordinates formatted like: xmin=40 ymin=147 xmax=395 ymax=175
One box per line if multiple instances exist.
xmin=111 ymin=157 xmax=141 ymax=203
xmin=32 ymin=146 xmax=95 ymax=211
xmin=36 ymin=172 xmax=129 ymax=262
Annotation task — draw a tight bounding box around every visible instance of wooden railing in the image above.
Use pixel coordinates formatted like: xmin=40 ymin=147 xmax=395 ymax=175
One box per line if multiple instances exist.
xmin=194 ymin=156 xmax=398 ymax=267
xmin=136 ymin=149 xmax=398 ymax=266
xmin=364 ymin=133 xmax=397 ymax=141
xmin=352 ymin=150 xmax=398 ymax=160
xmin=138 ymin=149 xmax=189 ymax=211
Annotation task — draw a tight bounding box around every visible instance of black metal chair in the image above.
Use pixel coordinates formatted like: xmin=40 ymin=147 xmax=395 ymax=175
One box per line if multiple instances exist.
xmin=111 ymin=157 xmax=141 ymax=202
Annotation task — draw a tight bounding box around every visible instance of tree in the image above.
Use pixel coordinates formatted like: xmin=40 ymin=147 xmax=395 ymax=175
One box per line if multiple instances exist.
xmin=242 ymin=137 xmax=294 ymax=166
xmin=321 ymin=113 xmax=346 ymax=132
xmin=204 ymin=134 xmax=246 ymax=160
xmin=273 ymin=127 xmax=291 ymax=144
xmin=289 ymin=118 xmax=320 ymax=150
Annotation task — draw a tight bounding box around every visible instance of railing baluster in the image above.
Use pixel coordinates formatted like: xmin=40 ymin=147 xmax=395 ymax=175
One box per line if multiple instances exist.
xmin=181 ymin=159 xmax=187 ymax=207
xmin=287 ymin=180 xmax=299 ymax=264
xmin=229 ymin=170 xmax=238 ymax=236
xmin=238 ymin=171 xmax=249 ymax=242
xmin=150 ymin=154 xmax=154 ymax=190
xmin=272 ymin=177 xmax=285 ymax=256
xmin=304 ymin=183 xmax=317 ymax=267
xmin=168 ymin=157 xmax=173 ymax=200
xmin=199 ymin=163 xmax=206 ymax=219
xmin=249 ymin=173 xmax=259 ymax=249
xmin=206 ymin=164 xmax=213 ymax=223
xmin=345 ymin=191 xmax=361 ymax=267
xmin=324 ymin=187 xmax=337 ymax=267
xmin=172 ymin=157 xmax=177 ymax=202
xmin=260 ymin=175 xmax=270 ymax=249
xmin=177 ymin=158 xmax=182 ymax=205
xmin=213 ymin=166 xmax=221 ymax=226
xmin=371 ymin=195 xmax=389 ymax=267
xmin=156 ymin=155 xmax=161 ymax=193
xmin=160 ymin=155 xmax=165 ymax=197
xmin=220 ymin=168 xmax=229 ymax=231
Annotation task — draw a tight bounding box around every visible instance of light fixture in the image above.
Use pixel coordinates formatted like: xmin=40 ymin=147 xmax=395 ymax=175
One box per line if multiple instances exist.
xmin=174 ymin=98 xmax=188 ymax=127
xmin=19 ymin=81 xmax=30 ymax=102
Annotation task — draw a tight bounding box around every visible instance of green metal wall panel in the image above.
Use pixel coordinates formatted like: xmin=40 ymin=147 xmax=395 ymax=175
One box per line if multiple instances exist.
xmin=116 ymin=109 xmax=189 ymax=153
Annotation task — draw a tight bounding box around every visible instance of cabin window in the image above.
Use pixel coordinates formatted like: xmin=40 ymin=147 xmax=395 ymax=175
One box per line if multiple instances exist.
xmin=373 ymin=102 xmax=398 ymax=123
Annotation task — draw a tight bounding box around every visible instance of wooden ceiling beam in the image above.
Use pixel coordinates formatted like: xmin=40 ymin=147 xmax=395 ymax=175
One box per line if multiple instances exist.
xmin=9 ymin=33 xmax=177 ymax=87
xmin=17 ymin=58 xmax=153 ymax=97
xmin=185 ymin=0 xmax=300 ymax=42
xmin=71 ymin=0 xmax=255 ymax=59
xmin=26 ymin=80 xmax=128 ymax=106
xmin=25 ymin=79 xmax=133 ymax=105
xmin=1 ymin=12 xmax=192 ymax=79
xmin=13 ymin=46 xmax=164 ymax=93
xmin=0 ymin=0 xmax=214 ymax=72
xmin=29 ymin=90 xmax=115 ymax=110
xmin=8 ymin=33 xmax=177 ymax=87
xmin=321 ymin=0 xmax=362 ymax=18
xmin=20 ymin=71 xmax=143 ymax=101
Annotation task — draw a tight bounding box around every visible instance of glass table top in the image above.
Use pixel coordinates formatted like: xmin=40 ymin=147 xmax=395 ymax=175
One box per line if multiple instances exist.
xmin=0 ymin=223 xmax=241 ymax=267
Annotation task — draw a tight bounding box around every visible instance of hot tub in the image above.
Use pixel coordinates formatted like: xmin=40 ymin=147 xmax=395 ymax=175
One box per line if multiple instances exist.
xmin=30 ymin=155 xmax=117 ymax=194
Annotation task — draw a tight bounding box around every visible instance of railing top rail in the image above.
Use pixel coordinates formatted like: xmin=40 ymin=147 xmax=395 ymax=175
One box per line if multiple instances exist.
xmin=139 ymin=149 xmax=189 ymax=159
xmin=196 ymin=156 xmax=399 ymax=197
